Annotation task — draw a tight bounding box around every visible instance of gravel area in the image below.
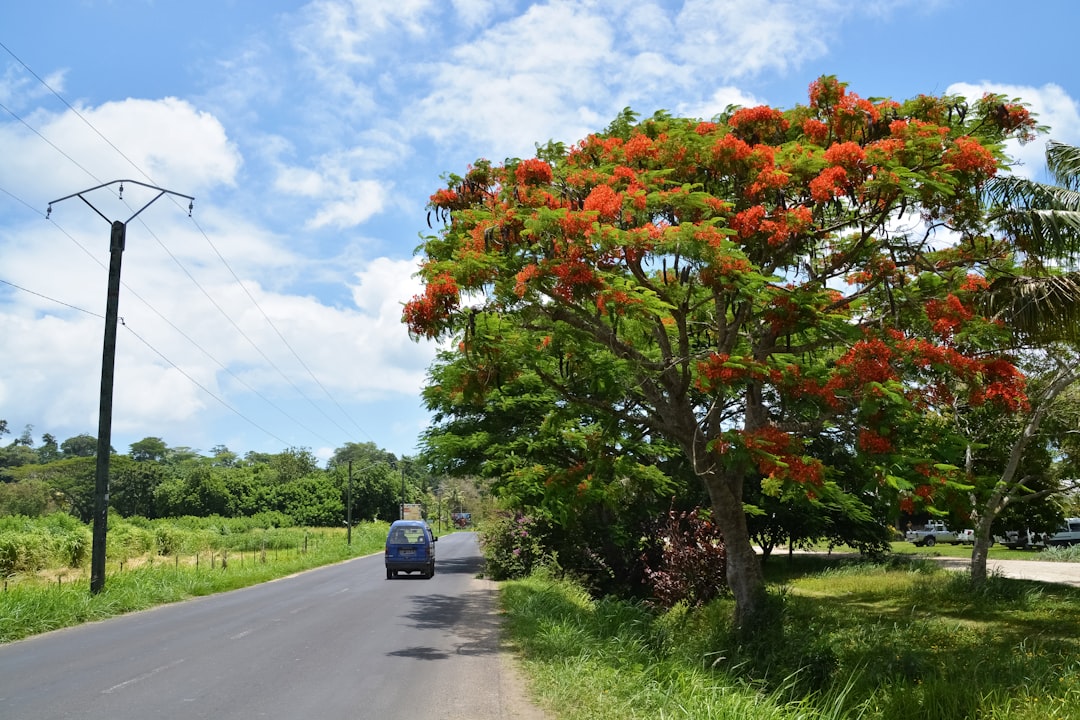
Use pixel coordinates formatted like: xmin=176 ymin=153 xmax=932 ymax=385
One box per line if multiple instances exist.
xmin=931 ymin=556 xmax=1080 ymax=587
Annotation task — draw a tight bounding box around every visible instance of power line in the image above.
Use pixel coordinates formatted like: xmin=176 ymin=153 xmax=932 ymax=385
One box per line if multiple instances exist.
xmin=1 ymin=46 xmax=380 ymax=449
xmin=1 ymin=182 xmax=340 ymax=449
xmin=188 ymin=213 xmax=377 ymax=443
xmin=0 ymin=40 xmax=152 ymax=186
xmin=0 ymin=277 xmax=101 ymax=318
xmin=0 ymin=99 xmax=104 ymax=187
xmin=0 ymin=270 xmax=293 ymax=449
xmin=120 ymin=322 xmax=292 ymax=448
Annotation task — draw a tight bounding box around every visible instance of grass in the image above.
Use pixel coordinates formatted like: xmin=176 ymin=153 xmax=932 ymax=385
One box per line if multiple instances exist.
xmin=0 ymin=523 xmax=389 ymax=643
xmin=499 ymin=556 xmax=1080 ymax=720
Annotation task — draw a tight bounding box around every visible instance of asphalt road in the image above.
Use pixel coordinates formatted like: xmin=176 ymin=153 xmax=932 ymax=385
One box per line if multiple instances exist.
xmin=0 ymin=531 xmax=549 ymax=720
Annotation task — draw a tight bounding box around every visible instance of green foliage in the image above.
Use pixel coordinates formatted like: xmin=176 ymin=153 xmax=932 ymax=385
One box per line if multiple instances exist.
xmin=0 ymin=513 xmax=90 ymax=572
xmin=0 ymin=478 xmax=59 ymax=517
xmin=60 ymin=433 xmax=98 ymax=458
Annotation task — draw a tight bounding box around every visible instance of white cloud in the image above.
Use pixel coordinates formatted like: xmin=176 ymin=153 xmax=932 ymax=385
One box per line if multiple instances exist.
xmin=676 ymin=87 xmax=767 ymax=122
xmin=450 ymin=0 xmax=500 ymax=27
xmin=673 ymin=0 xmax=833 ymax=79
xmin=273 ymin=160 xmax=392 ymax=229
xmin=307 ymin=179 xmax=390 ymax=229
xmin=411 ymin=1 xmax=616 ymax=155
xmin=0 ymin=97 xmax=240 ymax=207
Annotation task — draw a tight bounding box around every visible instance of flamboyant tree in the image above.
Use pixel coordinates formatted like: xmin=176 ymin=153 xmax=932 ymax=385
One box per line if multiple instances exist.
xmin=404 ymin=76 xmax=1038 ymax=625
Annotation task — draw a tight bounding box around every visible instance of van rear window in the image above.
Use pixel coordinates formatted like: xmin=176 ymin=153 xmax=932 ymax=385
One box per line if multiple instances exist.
xmin=390 ymin=528 xmax=427 ymax=544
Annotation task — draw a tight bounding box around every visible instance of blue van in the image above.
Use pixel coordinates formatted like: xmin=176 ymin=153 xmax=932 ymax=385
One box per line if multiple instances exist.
xmin=384 ymin=520 xmax=437 ymax=579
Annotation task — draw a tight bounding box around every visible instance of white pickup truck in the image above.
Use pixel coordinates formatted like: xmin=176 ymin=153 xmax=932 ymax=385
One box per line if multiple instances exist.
xmin=996 ymin=518 xmax=1080 ymax=549
xmin=905 ymin=521 xmax=971 ymax=547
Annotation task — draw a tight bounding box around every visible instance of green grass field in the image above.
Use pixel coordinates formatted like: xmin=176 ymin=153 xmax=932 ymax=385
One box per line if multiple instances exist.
xmin=500 ymin=554 xmax=1080 ymax=720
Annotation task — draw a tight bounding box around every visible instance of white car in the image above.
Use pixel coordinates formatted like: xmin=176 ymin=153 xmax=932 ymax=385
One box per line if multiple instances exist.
xmin=995 ymin=518 xmax=1080 ymax=549
xmin=1045 ymin=518 xmax=1080 ymax=547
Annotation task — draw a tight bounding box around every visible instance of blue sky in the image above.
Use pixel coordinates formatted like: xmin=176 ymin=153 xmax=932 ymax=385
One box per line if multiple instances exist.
xmin=1 ymin=0 xmax=1077 ymax=464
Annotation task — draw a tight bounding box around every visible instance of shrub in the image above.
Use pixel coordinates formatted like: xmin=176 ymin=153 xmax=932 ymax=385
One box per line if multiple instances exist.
xmin=641 ymin=507 xmax=727 ymax=608
xmin=478 ymin=512 xmax=546 ymax=580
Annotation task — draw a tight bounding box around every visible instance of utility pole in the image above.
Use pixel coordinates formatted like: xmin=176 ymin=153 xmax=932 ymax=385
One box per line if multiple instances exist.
xmin=48 ymin=180 xmax=194 ymax=595
xmin=346 ymin=461 xmax=353 ymax=545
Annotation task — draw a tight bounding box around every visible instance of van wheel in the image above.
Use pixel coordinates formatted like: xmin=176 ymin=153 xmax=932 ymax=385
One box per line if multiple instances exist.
xmin=386 ymin=568 xmax=393 ymax=580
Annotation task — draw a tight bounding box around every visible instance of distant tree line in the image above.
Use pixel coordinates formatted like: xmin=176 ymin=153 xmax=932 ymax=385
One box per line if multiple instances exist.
xmin=0 ymin=422 xmax=446 ymax=528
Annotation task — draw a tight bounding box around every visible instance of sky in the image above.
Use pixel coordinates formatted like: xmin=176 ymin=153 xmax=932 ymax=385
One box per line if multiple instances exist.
xmin=1 ymin=0 xmax=1078 ymax=465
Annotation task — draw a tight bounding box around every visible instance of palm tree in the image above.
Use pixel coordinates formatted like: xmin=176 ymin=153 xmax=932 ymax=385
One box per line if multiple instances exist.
xmin=962 ymin=141 xmax=1080 ymax=583
xmin=984 ymin=140 xmax=1080 ymax=342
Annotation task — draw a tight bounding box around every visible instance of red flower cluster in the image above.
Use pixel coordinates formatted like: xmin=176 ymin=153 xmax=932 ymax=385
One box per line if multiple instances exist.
xmin=551 ymin=256 xmax=600 ymax=301
xmin=596 ymin=289 xmax=640 ymax=316
xmin=514 ymin=263 xmax=541 ymax=298
xmin=515 ymin=158 xmax=554 ymax=186
xmin=960 ymin=274 xmax=989 ymax=292
xmin=731 ymin=205 xmax=766 ymax=239
xmin=925 ymin=294 xmax=973 ymax=337
xmin=802 ymin=118 xmax=829 ymax=145
xmin=824 ymin=141 xmax=866 ymax=170
xmin=857 ymin=428 xmax=893 ymax=454
xmin=943 ymin=136 xmax=998 ymax=179
xmin=808 ymin=76 xmax=846 ymax=110
xmin=832 ymin=338 xmax=898 ymax=385
xmin=810 ymin=166 xmax=848 ymax=203
xmin=712 ymin=133 xmax=753 ymax=168
xmin=758 ymin=205 xmax=813 ymax=246
xmin=583 ymin=184 xmax=623 ymax=221
xmin=696 ymin=353 xmax=768 ymax=391
xmin=699 ymin=253 xmax=753 ymax=290
xmin=430 ymin=188 xmax=459 ymax=208
xmin=403 ymin=272 xmax=460 ymax=338
xmin=728 ymin=105 xmax=790 ymax=142
xmin=741 ymin=425 xmax=824 ymax=485
xmin=624 ymin=133 xmax=657 ymax=164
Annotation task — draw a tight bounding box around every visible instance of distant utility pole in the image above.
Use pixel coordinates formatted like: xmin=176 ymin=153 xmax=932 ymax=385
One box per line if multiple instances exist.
xmin=346 ymin=461 xmax=353 ymax=546
xmin=48 ymin=180 xmax=194 ymax=595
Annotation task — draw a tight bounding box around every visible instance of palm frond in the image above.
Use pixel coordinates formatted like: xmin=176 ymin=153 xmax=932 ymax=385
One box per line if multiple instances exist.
xmin=1047 ymin=140 xmax=1080 ymax=190
xmin=987 ymin=174 xmax=1080 ymax=212
xmin=987 ymin=173 xmax=1080 ymax=260
xmin=983 ymin=273 xmax=1080 ymax=343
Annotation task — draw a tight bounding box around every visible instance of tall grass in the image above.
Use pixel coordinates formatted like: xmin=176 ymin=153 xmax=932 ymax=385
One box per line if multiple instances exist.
xmin=500 ymin=559 xmax=1080 ymax=720
xmin=0 ymin=520 xmax=390 ymax=643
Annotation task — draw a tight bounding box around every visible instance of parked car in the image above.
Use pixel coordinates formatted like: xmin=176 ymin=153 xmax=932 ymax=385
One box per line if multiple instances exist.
xmin=384 ymin=520 xmax=437 ymax=579
xmin=1045 ymin=518 xmax=1080 ymax=547
xmin=905 ymin=520 xmax=964 ymax=547
xmin=995 ymin=518 xmax=1080 ymax=549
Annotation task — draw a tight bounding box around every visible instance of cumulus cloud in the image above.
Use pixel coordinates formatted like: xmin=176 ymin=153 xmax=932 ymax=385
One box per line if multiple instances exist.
xmin=0 ymin=97 xmax=240 ymax=208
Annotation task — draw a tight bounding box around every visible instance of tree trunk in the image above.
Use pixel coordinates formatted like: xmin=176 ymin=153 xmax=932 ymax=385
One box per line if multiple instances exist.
xmin=968 ymin=366 xmax=1078 ymax=584
xmin=701 ymin=467 xmax=766 ymax=629
xmin=970 ymin=514 xmax=995 ymax=585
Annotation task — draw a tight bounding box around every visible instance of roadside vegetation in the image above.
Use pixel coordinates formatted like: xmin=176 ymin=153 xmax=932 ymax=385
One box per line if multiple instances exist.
xmin=0 ymin=515 xmax=388 ymax=643
xmin=500 ymin=557 xmax=1080 ymax=720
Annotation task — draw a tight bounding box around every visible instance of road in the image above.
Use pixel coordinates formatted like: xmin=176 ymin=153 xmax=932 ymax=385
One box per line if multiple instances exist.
xmin=0 ymin=532 xmax=550 ymax=720
xmin=931 ymin=555 xmax=1080 ymax=587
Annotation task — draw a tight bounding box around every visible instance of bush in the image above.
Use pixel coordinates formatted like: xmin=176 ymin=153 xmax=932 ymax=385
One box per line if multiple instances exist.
xmin=641 ymin=507 xmax=727 ymax=608
xmin=478 ymin=512 xmax=546 ymax=580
